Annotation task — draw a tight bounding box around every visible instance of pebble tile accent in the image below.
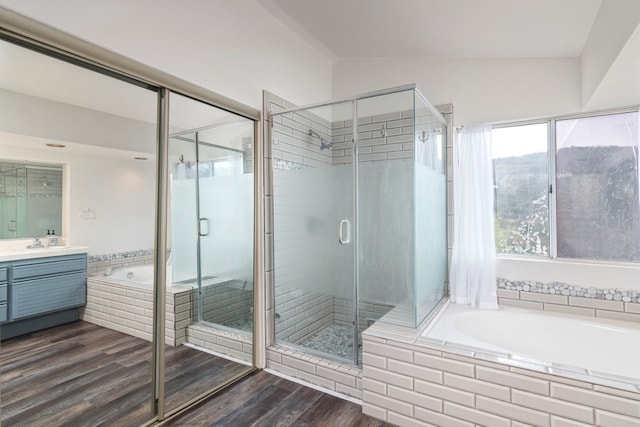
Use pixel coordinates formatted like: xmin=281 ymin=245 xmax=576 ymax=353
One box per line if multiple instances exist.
xmin=498 ymin=278 xmax=640 ymax=303
xmin=87 ymin=248 xmax=155 ymax=263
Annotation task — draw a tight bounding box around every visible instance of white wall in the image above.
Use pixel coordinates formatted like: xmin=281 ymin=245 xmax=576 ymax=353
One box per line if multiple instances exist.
xmin=333 ymin=57 xmax=582 ymax=126
xmin=0 ymin=132 xmax=156 ymax=255
xmin=581 ymin=0 xmax=640 ymax=108
xmin=0 ymin=0 xmax=333 ymax=108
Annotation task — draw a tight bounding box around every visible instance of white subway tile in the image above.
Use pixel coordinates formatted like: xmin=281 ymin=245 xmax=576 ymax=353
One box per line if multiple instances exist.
xmin=443 ymin=401 xmax=510 ymax=427
xmin=593 ymin=384 xmax=640 ymax=401
xmin=281 ymin=355 xmax=317 ymax=374
xmin=414 ymin=379 xmax=475 ymax=407
xmin=359 ymin=153 xmax=387 ymax=162
xmin=497 ymin=289 xmax=519 ymax=299
xmin=414 ymin=353 xmax=474 ymax=377
xmin=521 ymin=292 xmax=568 ymax=305
xmin=362 ymin=352 xmax=387 ymax=369
xmin=499 ymin=298 xmax=544 ymax=310
xmin=443 ymin=373 xmax=510 ymax=401
xmin=298 ymin=370 xmax=335 ymax=391
xmin=363 ymin=390 xmax=412 ymax=417
xmin=625 ymin=303 xmax=640 ymax=314
xmin=267 ymin=360 xmax=299 ymax=377
xmin=596 ymin=309 xmax=640 ymax=323
xmin=364 ymin=340 xmax=413 ymax=362
xmin=371 ymin=112 xmax=403 ymax=123
xmin=336 ymin=383 xmax=361 ymax=399
xmin=388 ymin=385 xmax=443 ymax=412
xmin=551 ymin=383 xmax=640 ymax=418
xmin=316 ymin=365 xmax=356 ymax=388
xmin=568 ymin=296 xmax=624 ymax=311
xmin=476 ymin=366 xmax=550 ymax=395
xmin=550 ymin=415 xmax=593 ymax=427
xmin=388 ymin=359 xmax=443 ymax=384
xmin=595 ymin=410 xmax=640 ymax=427
xmin=543 ymin=303 xmax=595 ymax=317
xmin=414 ymin=407 xmax=474 ymax=427
xmin=512 ymin=389 xmax=594 ymax=424
xmin=362 ymin=403 xmax=388 ymax=421
xmin=362 ymin=377 xmax=387 ymax=395
xmin=510 ymin=367 xmax=593 ymax=389
xmin=387 ymin=412 xmax=434 ymax=427
xmin=476 ymin=395 xmax=550 ymax=426
xmin=364 ymin=366 xmax=413 ymax=390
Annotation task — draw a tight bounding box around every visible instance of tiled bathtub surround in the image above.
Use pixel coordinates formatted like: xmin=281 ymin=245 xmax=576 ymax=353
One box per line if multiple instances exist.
xmin=362 ymin=323 xmax=640 ymax=427
xmin=82 ymin=276 xmax=190 ymax=346
xmin=497 ymin=278 xmax=640 ymax=322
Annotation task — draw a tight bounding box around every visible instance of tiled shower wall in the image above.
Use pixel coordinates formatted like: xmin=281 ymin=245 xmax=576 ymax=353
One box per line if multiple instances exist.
xmin=267 ymin=92 xmax=410 ymax=345
xmin=331 ymin=112 xmax=416 ymax=165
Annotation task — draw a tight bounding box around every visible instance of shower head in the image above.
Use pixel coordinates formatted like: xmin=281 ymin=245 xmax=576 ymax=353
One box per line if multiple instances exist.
xmin=308 ymin=129 xmax=332 ymax=151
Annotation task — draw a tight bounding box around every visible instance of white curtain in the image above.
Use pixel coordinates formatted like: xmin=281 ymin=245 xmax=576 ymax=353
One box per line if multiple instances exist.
xmin=450 ymin=125 xmax=498 ymax=309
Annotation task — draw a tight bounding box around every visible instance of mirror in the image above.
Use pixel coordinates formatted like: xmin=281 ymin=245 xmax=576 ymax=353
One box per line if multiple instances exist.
xmin=0 ymin=160 xmax=63 ymax=239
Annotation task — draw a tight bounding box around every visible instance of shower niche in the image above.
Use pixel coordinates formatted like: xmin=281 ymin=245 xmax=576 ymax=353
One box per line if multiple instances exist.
xmin=267 ymin=85 xmax=448 ymax=365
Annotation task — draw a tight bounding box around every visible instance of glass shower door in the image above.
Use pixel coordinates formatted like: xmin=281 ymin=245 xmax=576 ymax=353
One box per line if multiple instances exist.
xmin=195 ymin=125 xmax=254 ymax=334
xmin=272 ymin=101 xmax=357 ymax=364
xmin=165 ymin=92 xmax=254 ymax=416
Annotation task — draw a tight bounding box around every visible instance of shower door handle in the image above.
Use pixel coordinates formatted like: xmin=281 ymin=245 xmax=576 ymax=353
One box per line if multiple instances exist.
xmin=338 ymin=219 xmax=351 ymax=244
xmin=198 ymin=218 xmax=210 ymax=237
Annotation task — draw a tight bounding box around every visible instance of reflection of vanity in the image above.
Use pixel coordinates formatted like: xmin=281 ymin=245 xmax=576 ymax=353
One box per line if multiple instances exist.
xmin=0 ymin=247 xmax=88 ymax=340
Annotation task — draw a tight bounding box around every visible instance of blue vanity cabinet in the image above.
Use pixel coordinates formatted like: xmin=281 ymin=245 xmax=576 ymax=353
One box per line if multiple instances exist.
xmin=1 ymin=253 xmax=87 ymax=340
xmin=10 ymin=254 xmax=87 ymax=321
xmin=0 ymin=264 xmax=8 ymax=323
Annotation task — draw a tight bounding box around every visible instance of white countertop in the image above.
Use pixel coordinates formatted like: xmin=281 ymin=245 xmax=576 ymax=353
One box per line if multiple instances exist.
xmin=0 ymin=246 xmax=89 ymax=262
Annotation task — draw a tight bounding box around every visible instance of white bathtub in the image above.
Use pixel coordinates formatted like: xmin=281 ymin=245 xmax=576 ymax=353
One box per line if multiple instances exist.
xmin=101 ymin=264 xmax=203 ymax=290
xmin=423 ymin=303 xmax=640 ymax=381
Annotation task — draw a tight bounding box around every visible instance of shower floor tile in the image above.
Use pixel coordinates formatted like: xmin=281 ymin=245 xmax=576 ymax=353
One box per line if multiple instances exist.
xmin=221 ymin=314 xmax=253 ymax=333
xmin=299 ymin=323 xmax=358 ymax=361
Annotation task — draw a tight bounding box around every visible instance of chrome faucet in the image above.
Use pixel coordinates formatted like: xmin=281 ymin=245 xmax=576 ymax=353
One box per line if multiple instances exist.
xmin=28 ymin=237 xmax=44 ymax=249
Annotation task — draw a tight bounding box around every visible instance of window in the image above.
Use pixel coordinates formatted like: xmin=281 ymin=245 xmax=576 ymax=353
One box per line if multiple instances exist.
xmin=492 ymin=123 xmax=550 ymax=256
xmin=492 ymin=110 xmax=640 ymax=263
xmin=556 ymin=112 xmax=639 ymax=262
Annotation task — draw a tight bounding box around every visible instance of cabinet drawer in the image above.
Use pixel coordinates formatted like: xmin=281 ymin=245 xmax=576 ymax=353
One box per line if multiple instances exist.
xmin=0 ymin=304 xmax=6 ymax=323
xmin=0 ymin=283 xmax=6 ymax=302
xmin=12 ymin=256 xmax=86 ymax=280
xmin=0 ymin=267 xmax=7 ymax=282
xmin=11 ymin=272 xmax=86 ymax=320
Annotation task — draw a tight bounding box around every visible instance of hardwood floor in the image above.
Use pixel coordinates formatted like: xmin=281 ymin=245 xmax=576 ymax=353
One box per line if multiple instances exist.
xmin=0 ymin=321 xmax=250 ymax=426
xmin=164 ymin=370 xmax=392 ymax=427
xmin=1 ymin=321 xmax=390 ymax=427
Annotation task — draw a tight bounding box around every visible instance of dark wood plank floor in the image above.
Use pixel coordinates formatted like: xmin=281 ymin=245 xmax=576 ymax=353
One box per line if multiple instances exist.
xmin=0 ymin=321 xmax=250 ymax=426
xmin=2 ymin=321 xmax=391 ymax=427
xmin=164 ymin=370 xmax=392 ymax=427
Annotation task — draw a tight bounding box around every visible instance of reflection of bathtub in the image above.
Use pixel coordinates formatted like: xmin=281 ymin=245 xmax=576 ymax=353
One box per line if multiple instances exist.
xmin=81 ymin=264 xmax=253 ymax=362
xmin=81 ymin=265 xmax=193 ymax=346
xmin=103 ymin=264 xmax=194 ymax=289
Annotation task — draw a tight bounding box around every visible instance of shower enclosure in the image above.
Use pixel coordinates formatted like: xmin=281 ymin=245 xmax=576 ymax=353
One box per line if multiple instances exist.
xmin=169 ymin=92 xmax=255 ymax=336
xmin=268 ymin=85 xmax=448 ymax=365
